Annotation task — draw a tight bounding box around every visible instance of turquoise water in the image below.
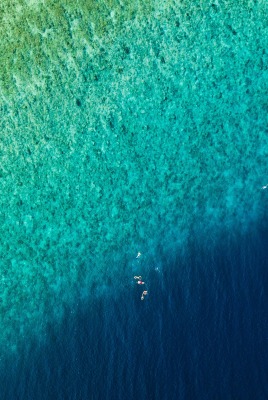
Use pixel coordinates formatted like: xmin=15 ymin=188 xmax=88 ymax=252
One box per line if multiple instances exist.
xmin=1 ymin=0 xmax=268 ymax=362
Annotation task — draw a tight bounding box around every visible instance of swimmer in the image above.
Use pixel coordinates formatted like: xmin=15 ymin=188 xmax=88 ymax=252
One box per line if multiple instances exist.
xmin=134 ymin=276 xmax=142 ymax=280
xmin=262 ymin=184 xmax=268 ymax=190
xmin=141 ymin=291 xmax=148 ymax=300
xmin=137 ymin=280 xmax=145 ymax=285
xmin=136 ymin=252 xmax=141 ymax=259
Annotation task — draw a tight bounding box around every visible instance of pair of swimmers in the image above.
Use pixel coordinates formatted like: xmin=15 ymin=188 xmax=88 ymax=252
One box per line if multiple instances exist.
xmin=134 ymin=276 xmax=144 ymax=285
xmin=134 ymin=276 xmax=148 ymax=300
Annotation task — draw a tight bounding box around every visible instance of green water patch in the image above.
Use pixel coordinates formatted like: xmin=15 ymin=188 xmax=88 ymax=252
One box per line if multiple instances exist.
xmin=0 ymin=0 xmax=157 ymax=97
xmin=1 ymin=0 xmax=268 ymax=354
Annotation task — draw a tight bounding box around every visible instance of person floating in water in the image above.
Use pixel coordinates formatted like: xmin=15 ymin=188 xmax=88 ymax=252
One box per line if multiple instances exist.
xmin=136 ymin=252 xmax=141 ymax=258
xmin=137 ymin=280 xmax=145 ymax=285
xmin=141 ymin=291 xmax=148 ymax=300
xmin=261 ymin=184 xmax=268 ymax=190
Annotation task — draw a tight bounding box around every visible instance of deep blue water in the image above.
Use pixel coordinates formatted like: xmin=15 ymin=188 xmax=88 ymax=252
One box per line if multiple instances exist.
xmin=1 ymin=224 xmax=268 ymax=400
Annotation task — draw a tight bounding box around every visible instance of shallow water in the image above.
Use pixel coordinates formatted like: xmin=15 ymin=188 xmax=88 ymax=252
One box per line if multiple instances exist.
xmin=1 ymin=0 xmax=268 ymax=398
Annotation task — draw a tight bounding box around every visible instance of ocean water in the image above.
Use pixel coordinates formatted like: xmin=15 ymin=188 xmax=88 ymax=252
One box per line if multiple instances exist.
xmin=1 ymin=227 xmax=268 ymax=399
xmin=1 ymin=0 xmax=268 ymax=398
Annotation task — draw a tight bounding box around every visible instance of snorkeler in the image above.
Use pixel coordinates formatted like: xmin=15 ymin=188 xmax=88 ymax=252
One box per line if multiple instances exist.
xmin=261 ymin=184 xmax=268 ymax=190
xmin=136 ymin=252 xmax=141 ymax=258
xmin=134 ymin=276 xmax=142 ymax=280
xmin=141 ymin=291 xmax=148 ymax=300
